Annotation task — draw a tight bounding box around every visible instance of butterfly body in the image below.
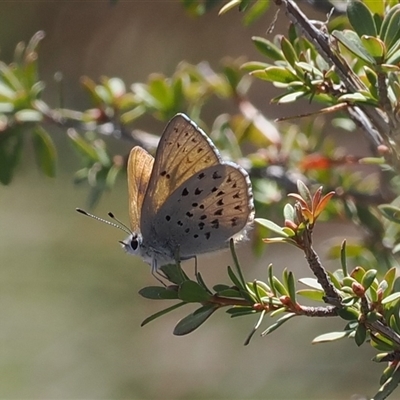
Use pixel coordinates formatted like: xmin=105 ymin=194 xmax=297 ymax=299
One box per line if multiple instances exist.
xmin=125 ymin=113 xmax=254 ymax=273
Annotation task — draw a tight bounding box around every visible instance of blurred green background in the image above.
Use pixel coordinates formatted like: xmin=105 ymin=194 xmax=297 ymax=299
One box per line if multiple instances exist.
xmin=0 ymin=2 xmax=381 ymax=399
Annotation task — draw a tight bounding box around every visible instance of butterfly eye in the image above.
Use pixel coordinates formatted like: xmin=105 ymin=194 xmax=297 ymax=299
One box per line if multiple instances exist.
xmin=120 ymin=233 xmax=142 ymax=255
xmin=130 ymin=236 xmax=139 ymax=251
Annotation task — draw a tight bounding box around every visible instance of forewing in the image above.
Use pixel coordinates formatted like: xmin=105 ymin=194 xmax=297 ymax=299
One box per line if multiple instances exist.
xmin=141 ymin=114 xmax=221 ymax=228
xmin=127 ymin=146 xmax=154 ymax=232
xmin=145 ymin=163 xmax=254 ymax=259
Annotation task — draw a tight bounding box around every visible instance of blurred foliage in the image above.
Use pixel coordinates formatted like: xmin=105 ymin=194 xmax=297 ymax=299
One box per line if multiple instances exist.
xmin=3 ymin=0 xmax=400 ymax=397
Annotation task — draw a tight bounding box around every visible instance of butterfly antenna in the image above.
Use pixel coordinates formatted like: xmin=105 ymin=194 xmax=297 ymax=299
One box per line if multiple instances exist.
xmin=76 ymin=208 xmax=131 ymax=235
xmin=107 ymin=212 xmax=132 ymax=234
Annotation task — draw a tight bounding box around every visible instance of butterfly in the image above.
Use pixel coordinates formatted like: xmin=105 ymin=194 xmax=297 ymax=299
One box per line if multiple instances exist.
xmin=77 ymin=113 xmax=254 ymax=278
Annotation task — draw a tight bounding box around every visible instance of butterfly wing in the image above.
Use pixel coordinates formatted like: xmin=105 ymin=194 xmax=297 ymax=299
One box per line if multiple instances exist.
xmin=127 ymin=146 xmax=154 ymax=232
xmin=141 ymin=114 xmax=221 ymax=231
xmin=144 ymin=163 xmax=254 ymax=259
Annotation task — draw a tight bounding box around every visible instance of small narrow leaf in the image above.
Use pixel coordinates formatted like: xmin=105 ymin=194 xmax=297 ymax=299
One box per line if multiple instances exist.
xmin=383 ymin=267 xmax=396 ymax=297
xmin=260 ymin=66 xmax=298 ymax=83
xmin=382 ymin=292 xmax=400 ymax=305
xmin=161 ymin=263 xmax=189 ymax=285
xmin=298 ymin=277 xmax=323 ymax=291
xmin=332 ymin=30 xmax=376 ymax=65
xmin=255 ymin=218 xmax=289 ymax=237
xmin=280 ymin=37 xmax=298 ymax=68
xmin=272 ymin=276 xmax=288 ymax=296
xmin=251 ymin=36 xmax=284 ymax=61
xmin=178 ymin=280 xmax=211 ymax=303
xmin=0 ymin=128 xmax=23 ymax=185
xmin=340 ymin=240 xmax=348 ymax=277
xmin=173 ymin=305 xmax=217 ymax=335
xmin=296 ymin=289 xmax=325 ymax=302
xmin=141 ymin=302 xmax=187 ymax=326
xmin=14 ymin=109 xmax=43 ymax=123
xmin=32 ymin=126 xmax=56 ymax=178
xmin=139 ymin=286 xmax=179 ymax=300
xmin=227 ymin=265 xmax=244 ymax=291
xmin=261 ymin=312 xmax=296 ymax=336
xmin=244 ymin=309 xmax=266 ymax=345
xmin=361 ymin=269 xmax=377 ymax=290
xmin=347 ymin=0 xmax=377 ymax=37
xmin=219 ymin=0 xmax=241 ymax=15
xmin=337 ymin=307 xmax=359 ymax=321
xmin=312 ymin=330 xmax=352 ymax=343
xmin=275 ymin=91 xmax=306 ymax=103
xmin=355 ymin=323 xmax=367 ymax=346
xmin=378 ymin=204 xmax=400 ymax=224
xmin=287 ymin=271 xmax=296 ymax=303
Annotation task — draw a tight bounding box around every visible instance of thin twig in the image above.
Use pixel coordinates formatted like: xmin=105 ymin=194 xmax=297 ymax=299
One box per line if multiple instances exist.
xmin=302 ymin=228 xmax=342 ymax=307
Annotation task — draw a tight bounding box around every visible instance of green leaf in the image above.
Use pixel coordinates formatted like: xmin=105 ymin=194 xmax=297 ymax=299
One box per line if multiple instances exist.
xmin=173 ymin=305 xmax=217 ymax=335
xmin=347 ymin=0 xmax=377 ymax=37
xmin=227 ymin=265 xmax=244 ymax=291
xmin=107 ymin=77 xmax=126 ymax=98
xmin=251 ymin=36 xmax=284 ymax=61
xmin=297 ymin=180 xmax=312 ymax=207
xmin=229 ymin=239 xmax=247 ymax=289
xmin=218 ymin=0 xmax=241 ymax=15
xmin=0 ymin=81 xmax=16 ymax=99
xmin=160 ymin=263 xmax=189 ymax=285
xmin=226 ymin=307 xmax=256 ymax=318
xmin=382 ymin=6 xmax=400 ymax=50
xmin=218 ymin=288 xmax=243 ymax=298
xmin=141 ymin=302 xmax=187 ymax=327
xmin=354 ymin=323 xmax=367 ymax=346
xmin=139 ymin=286 xmax=179 ymax=300
xmin=213 ymin=284 xmax=230 ymax=292
xmin=268 ymin=264 xmax=276 ymax=297
xmin=261 ymin=312 xmax=296 ymax=336
xmin=337 ymin=92 xmax=369 ymax=102
xmin=340 ymin=240 xmax=348 ymax=277
xmin=105 ymin=164 xmax=121 ymax=189
xmin=243 ymin=0 xmax=270 ymax=26
xmin=370 ymin=333 xmax=397 ymax=352
xmin=312 ymin=330 xmax=352 ymax=343
xmin=32 ymin=125 xmax=56 ymax=178
xmin=378 ymin=204 xmax=400 ymax=224
xmin=383 ymin=267 xmax=397 ymax=297
xmin=361 ymin=269 xmax=377 ymax=290
xmin=0 ymin=128 xmax=23 ymax=184
xmin=382 ymin=292 xmax=400 ymax=305
xmin=361 ymin=36 xmax=385 ymax=61
xmin=332 ymin=30 xmax=376 ymax=65
xmin=286 ymin=271 xmax=296 ymax=303
xmin=272 ymin=276 xmax=288 ymax=296
xmin=363 ymin=0 xmax=384 ymax=14
xmin=274 ymin=91 xmax=306 ymax=104
xmin=178 ymin=280 xmax=211 ymax=302
xmin=68 ymin=129 xmax=98 ymax=160
xmin=374 ymin=365 xmax=400 ymax=400
xmin=296 ymin=289 xmax=325 ymax=302
xmin=386 ymin=46 xmax=400 ymax=64
xmin=244 ymin=309 xmax=266 ymax=345
xmin=261 ymin=66 xmax=298 ymax=83
xmin=283 ymin=203 xmax=295 ymax=222
xmin=14 ymin=109 xmax=43 ymax=123
xmin=298 ymin=277 xmax=323 ymax=291
xmin=337 ymin=307 xmax=359 ymax=321
xmin=0 ymin=62 xmax=23 ymax=91
xmin=241 ymin=61 xmax=270 ymax=72
xmin=280 ymin=36 xmax=298 ymax=69
xmin=255 ymin=218 xmax=289 ymax=237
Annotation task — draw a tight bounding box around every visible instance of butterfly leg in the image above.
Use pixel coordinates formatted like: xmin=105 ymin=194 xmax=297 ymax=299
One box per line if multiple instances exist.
xmin=194 ymin=256 xmax=198 ymax=276
xmin=151 ymin=257 xmax=167 ymax=286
